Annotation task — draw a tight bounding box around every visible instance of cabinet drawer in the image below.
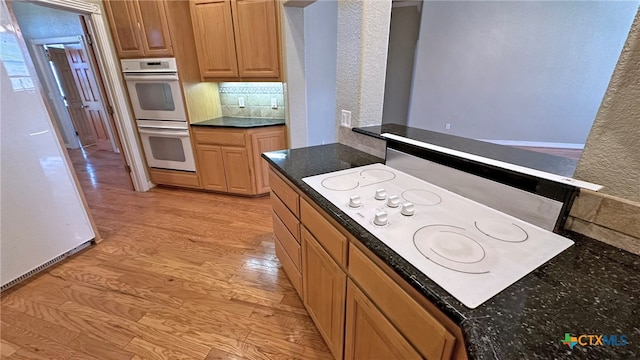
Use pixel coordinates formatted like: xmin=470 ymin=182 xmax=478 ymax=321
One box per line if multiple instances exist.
xmin=193 ymin=128 xmax=246 ymax=146
xmin=275 ymin=236 xmax=302 ymax=297
xmin=268 ymin=169 xmax=299 ymax=216
xmin=300 ymin=198 xmax=347 ymax=265
xmin=271 ymin=192 xmax=299 ymax=240
xmin=349 ymin=244 xmax=456 ymax=360
xmin=149 ymin=168 xmax=201 ymax=188
xmin=272 ymin=211 xmax=300 ymax=270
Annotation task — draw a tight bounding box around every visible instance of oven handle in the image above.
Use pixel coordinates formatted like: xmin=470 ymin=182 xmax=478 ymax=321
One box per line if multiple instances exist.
xmin=138 ymin=128 xmax=189 ymax=137
xmin=123 ymin=74 xmax=179 ymax=82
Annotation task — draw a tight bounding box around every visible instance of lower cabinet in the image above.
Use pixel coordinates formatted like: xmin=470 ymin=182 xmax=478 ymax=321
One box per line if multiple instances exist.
xmin=221 ymin=146 xmax=252 ymax=195
xmin=302 ymin=227 xmax=346 ymax=360
xmin=344 ymin=280 xmax=422 ymax=360
xmin=196 ymin=145 xmax=227 ymax=192
xmin=192 ymin=125 xmax=285 ymax=195
xmin=269 ymin=165 xmax=467 ymax=360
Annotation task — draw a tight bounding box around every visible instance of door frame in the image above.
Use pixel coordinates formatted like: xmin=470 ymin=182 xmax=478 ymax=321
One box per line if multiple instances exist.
xmin=32 ymin=36 xmax=119 ymax=152
xmin=29 ymin=38 xmax=81 ymax=150
xmin=20 ymin=0 xmax=151 ymax=192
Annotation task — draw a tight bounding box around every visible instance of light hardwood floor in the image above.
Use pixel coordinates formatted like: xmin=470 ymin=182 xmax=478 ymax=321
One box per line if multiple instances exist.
xmin=1 ymin=147 xmax=332 ymax=360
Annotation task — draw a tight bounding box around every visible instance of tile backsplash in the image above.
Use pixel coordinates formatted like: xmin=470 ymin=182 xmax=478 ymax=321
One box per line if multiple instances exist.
xmin=218 ymin=82 xmax=285 ymax=119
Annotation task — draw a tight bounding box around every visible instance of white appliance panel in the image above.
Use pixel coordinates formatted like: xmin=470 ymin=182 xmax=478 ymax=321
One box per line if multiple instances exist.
xmin=1 ymin=7 xmax=95 ymax=287
xmin=138 ymin=126 xmax=196 ymax=172
xmin=303 ymin=164 xmax=574 ymax=308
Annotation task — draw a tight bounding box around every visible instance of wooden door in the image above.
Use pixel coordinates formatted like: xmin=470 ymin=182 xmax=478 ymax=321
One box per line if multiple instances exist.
xmin=249 ymin=127 xmax=286 ymax=194
xmin=301 ymin=227 xmax=346 ymax=360
xmin=197 ymin=145 xmax=227 ymax=191
xmin=190 ymin=0 xmax=239 ymax=78
xmin=221 ymin=146 xmax=253 ymax=194
xmin=103 ymin=0 xmax=145 ymax=58
xmin=344 ymin=280 xmax=422 ymax=360
xmin=232 ymin=0 xmax=280 ymax=79
xmin=135 ymin=0 xmax=173 ymax=56
xmin=64 ymin=44 xmax=112 ymax=151
xmin=48 ymin=47 xmax=96 ymax=147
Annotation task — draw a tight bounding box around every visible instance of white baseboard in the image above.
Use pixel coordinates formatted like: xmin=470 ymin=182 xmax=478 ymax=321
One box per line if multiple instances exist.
xmin=477 ymin=139 xmax=585 ymax=150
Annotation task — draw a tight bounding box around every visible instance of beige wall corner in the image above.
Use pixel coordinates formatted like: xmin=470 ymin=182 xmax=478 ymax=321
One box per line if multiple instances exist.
xmin=335 ymin=0 xmax=391 ymax=150
xmin=574 ymin=7 xmax=640 ymax=203
xmin=567 ymin=189 xmax=640 ymax=255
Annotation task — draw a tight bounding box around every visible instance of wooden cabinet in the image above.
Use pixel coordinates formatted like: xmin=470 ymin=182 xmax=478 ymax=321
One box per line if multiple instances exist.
xmin=221 ymin=146 xmax=252 ymax=194
xmin=189 ymin=0 xmax=281 ymax=80
xmin=189 ymin=0 xmax=238 ymax=78
xmin=268 ymin=164 xmax=469 ymax=360
xmin=192 ymin=125 xmax=285 ymax=194
xmin=302 ymin=227 xmax=346 ymax=360
xmin=344 ymin=280 xmax=421 ymax=360
xmin=196 ymin=145 xmax=227 ymax=191
xmin=104 ymin=0 xmax=173 ymax=58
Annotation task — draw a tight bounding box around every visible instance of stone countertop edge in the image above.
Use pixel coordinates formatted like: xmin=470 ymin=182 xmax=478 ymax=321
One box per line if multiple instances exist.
xmin=190 ymin=116 xmax=285 ymax=128
xmin=261 ymin=143 xmax=640 ymax=360
xmin=353 ymin=124 xmax=579 ymax=178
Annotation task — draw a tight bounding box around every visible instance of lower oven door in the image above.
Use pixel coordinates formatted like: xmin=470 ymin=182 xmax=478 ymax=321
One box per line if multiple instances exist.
xmin=137 ymin=127 xmax=196 ymax=172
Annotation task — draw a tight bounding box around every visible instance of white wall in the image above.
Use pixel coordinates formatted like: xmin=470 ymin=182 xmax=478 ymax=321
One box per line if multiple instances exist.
xmin=304 ymin=0 xmax=337 ymax=146
xmin=282 ymin=5 xmax=307 ymax=148
xmin=407 ymin=1 xmax=638 ymax=145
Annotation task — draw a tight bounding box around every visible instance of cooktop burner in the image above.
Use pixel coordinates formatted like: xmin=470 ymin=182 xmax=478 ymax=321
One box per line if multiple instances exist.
xmin=401 ymin=189 xmax=442 ymax=206
xmin=413 ymin=225 xmax=492 ymax=274
xmin=303 ymin=163 xmax=574 ymax=308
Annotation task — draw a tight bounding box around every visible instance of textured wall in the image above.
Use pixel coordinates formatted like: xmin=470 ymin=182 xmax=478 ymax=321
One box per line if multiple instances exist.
xmin=574 ymin=8 xmax=640 ymax=203
xmin=335 ymin=0 xmax=390 ymax=157
xmin=406 ymin=1 xmax=637 ymax=145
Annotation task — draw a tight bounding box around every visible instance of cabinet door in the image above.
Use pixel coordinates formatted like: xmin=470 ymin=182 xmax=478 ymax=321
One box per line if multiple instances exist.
xmin=231 ymin=0 xmax=280 ymax=79
xmin=301 ymin=227 xmax=346 ymax=360
xmin=221 ymin=146 xmax=253 ymax=195
xmin=196 ymin=145 xmax=227 ymax=191
xmin=250 ymin=127 xmax=286 ymax=194
xmin=190 ymin=0 xmax=239 ymax=78
xmin=345 ymin=280 xmax=422 ymax=360
xmin=135 ymin=0 xmax=173 ymax=56
xmin=103 ymin=0 xmax=145 ymax=58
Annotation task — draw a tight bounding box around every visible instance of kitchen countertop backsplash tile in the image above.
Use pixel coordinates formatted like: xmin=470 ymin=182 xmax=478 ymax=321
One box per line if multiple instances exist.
xmin=218 ymin=82 xmax=285 ymax=119
xmin=262 ymin=143 xmax=640 ymax=360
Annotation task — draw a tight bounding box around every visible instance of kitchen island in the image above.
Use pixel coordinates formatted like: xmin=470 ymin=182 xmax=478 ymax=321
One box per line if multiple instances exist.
xmin=262 ymin=143 xmax=639 ymax=359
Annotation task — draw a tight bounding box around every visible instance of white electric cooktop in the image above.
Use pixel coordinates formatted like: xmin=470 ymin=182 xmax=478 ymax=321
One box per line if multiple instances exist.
xmin=302 ymin=163 xmax=574 ymax=308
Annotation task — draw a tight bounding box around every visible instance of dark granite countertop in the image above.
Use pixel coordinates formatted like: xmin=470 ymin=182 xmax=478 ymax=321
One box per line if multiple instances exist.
xmin=354 ymin=124 xmax=578 ymax=177
xmin=191 ymin=116 xmax=285 ymax=128
xmin=262 ymin=143 xmax=639 ymax=359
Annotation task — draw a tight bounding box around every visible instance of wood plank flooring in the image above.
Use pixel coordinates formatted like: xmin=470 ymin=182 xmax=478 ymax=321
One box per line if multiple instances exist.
xmin=1 ymin=147 xmax=332 ymax=360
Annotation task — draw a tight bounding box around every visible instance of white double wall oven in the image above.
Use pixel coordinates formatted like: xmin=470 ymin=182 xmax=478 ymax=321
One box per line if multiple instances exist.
xmin=122 ymin=58 xmax=195 ymax=172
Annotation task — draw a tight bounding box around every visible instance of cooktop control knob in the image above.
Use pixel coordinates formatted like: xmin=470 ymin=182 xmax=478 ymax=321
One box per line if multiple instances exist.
xmin=401 ymin=202 xmax=415 ymax=216
xmin=349 ymin=195 xmax=362 ymax=208
xmin=387 ymin=195 xmax=400 ymax=208
xmin=375 ymin=189 xmax=387 ymax=200
xmin=373 ymin=211 xmax=389 ymax=226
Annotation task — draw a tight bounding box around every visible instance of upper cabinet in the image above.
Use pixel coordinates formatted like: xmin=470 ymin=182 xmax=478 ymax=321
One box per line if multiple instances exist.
xmin=190 ymin=0 xmax=282 ymax=81
xmin=104 ymin=0 xmax=173 ymax=58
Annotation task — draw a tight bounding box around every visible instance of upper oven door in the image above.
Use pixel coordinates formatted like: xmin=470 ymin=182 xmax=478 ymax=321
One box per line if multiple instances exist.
xmin=124 ymin=73 xmax=186 ymax=121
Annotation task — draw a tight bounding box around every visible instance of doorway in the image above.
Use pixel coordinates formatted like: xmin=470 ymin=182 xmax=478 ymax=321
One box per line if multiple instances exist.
xmin=11 ymin=1 xmax=134 ymax=192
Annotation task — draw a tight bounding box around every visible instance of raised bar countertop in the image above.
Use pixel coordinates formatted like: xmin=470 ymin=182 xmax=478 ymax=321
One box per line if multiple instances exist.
xmin=262 ymin=143 xmax=639 ymax=360
xmin=354 ymin=124 xmax=578 ymax=177
xmin=191 ymin=117 xmax=285 ymax=128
